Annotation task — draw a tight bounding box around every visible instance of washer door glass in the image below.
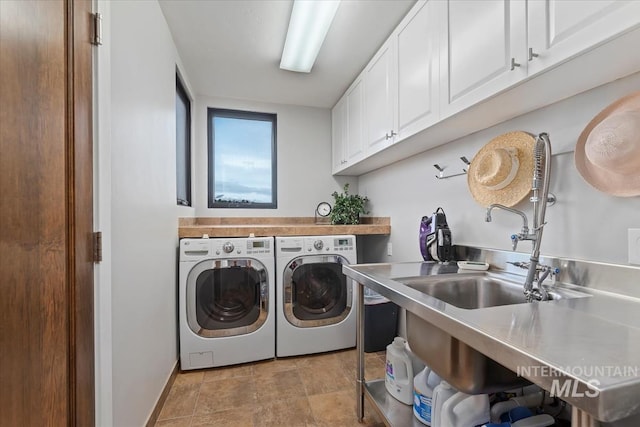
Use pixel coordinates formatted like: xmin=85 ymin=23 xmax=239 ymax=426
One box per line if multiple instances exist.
xmin=187 ymin=259 xmax=269 ymax=338
xmin=283 ymin=255 xmax=352 ymax=328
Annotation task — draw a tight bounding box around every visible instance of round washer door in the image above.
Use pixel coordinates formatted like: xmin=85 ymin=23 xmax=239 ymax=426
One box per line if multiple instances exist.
xmin=186 ymin=259 xmax=269 ymax=338
xmin=282 ymin=255 xmax=353 ymax=328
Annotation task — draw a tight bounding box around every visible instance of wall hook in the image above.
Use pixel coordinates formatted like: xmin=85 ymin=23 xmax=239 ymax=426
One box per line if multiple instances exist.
xmin=460 ymin=156 xmax=471 ymax=173
xmin=434 ymin=157 xmax=470 ymax=180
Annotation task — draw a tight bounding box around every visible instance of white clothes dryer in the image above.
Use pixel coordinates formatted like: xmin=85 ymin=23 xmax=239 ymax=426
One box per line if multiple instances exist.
xmin=179 ymin=237 xmax=275 ymax=370
xmin=275 ymin=235 xmax=357 ymax=357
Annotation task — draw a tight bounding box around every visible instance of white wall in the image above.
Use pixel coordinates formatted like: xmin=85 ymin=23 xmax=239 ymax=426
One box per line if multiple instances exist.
xmin=108 ymin=1 xmax=193 ymax=425
xmin=193 ymin=96 xmax=356 ymax=217
xmin=359 ymin=71 xmax=640 ymax=266
xmin=94 ymin=0 xmax=113 ymax=424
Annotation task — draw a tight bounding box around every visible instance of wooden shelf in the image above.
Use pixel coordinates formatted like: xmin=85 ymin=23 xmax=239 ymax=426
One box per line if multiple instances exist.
xmin=178 ymin=217 xmax=390 ymax=238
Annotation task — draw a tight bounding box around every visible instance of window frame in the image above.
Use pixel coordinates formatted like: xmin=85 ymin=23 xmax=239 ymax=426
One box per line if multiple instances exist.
xmin=207 ymin=108 xmax=278 ymax=209
xmin=176 ymin=73 xmax=192 ymax=207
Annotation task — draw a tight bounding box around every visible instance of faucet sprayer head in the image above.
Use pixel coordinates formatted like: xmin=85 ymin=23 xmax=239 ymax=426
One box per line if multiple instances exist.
xmin=533 ymin=133 xmax=550 ymax=190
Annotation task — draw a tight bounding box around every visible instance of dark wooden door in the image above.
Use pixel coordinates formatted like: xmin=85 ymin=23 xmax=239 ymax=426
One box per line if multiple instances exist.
xmin=0 ymin=0 xmax=95 ymax=425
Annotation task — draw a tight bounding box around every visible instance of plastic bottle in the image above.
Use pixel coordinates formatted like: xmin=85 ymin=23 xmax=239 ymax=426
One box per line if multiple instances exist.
xmin=439 ymin=392 xmax=490 ymax=427
xmin=490 ymin=391 xmax=555 ymax=423
xmin=405 ymin=341 xmax=425 ymax=375
xmin=385 ymin=337 xmax=414 ymax=405
xmin=413 ymin=367 xmax=441 ymax=425
xmin=432 ymin=381 xmax=457 ymax=427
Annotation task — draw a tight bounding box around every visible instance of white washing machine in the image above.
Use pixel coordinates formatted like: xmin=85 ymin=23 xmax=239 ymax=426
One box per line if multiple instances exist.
xmin=275 ymin=235 xmax=357 ymax=357
xmin=179 ymin=237 xmax=275 ymax=370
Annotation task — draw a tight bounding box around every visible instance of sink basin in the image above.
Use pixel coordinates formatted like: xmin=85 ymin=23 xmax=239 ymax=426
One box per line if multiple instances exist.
xmin=401 ymin=274 xmax=525 ymax=309
xmin=398 ymin=272 xmax=589 ymax=310
xmin=399 ymin=271 xmax=591 ymax=394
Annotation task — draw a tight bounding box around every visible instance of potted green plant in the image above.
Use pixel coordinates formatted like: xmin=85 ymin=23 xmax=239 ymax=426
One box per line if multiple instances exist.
xmin=330 ymin=183 xmax=369 ymax=225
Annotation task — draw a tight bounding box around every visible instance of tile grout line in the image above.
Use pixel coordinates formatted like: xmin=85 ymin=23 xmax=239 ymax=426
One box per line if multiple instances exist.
xmin=298 ymin=365 xmax=320 ymax=427
xmin=252 ymin=371 xmax=262 ymax=427
xmin=188 ymin=373 xmax=203 ymax=426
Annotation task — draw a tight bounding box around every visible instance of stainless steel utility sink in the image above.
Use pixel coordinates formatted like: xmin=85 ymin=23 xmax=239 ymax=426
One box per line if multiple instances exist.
xmin=398 ymin=272 xmax=591 ymax=394
xmin=398 ymin=272 xmax=590 ymax=310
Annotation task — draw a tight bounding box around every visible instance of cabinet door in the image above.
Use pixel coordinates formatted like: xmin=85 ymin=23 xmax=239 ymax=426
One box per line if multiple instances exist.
xmin=396 ymin=0 xmax=440 ymax=141
xmin=331 ymin=97 xmax=346 ymax=173
xmin=365 ymin=39 xmax=397 ymax=155
xmin=528 ymin=0 xmax=640 ymax=76
xmin=346 ymin=78 xmax=365 ymax=163
xmin=440 ymin=0 xmax=527 ymax=118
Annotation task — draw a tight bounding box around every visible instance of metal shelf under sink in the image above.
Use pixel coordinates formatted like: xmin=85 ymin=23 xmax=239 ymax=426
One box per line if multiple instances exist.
xmin=364 ymin=379 xmax=423 ymax=427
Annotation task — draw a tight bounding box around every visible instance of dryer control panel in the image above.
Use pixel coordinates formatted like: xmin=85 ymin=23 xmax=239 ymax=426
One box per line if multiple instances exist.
xmin=304 ymin=236 xmax=354 ymax=253
xmin=333 ymin=237 xmax=354 ymax=252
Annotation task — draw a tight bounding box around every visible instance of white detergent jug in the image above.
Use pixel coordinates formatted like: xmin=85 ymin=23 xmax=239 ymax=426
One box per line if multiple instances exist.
xmin=440 ymin=392 xmax=490 ymax=427
xmin=413 ymin=367 xmax=441 ymax=425
xmin=405 ymin=341 xmax=426 ymax=375
xmin=432 ymin=381 xmax=457 ymax=427
xmin=385 ymin=337 xmax=414 ymax=405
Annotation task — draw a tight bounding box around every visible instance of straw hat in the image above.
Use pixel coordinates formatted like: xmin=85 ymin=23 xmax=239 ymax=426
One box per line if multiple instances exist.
xmin=575 ymin=91 xmax=640 ymax=197
xmin=467 ymin=131 xmax=535 ymax=207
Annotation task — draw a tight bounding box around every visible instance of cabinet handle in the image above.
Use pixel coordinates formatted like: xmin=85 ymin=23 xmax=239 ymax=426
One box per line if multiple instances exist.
xmin=528 ymin=48 xmax=539 ymax=61
xmin=390 ymin=130 xmax=397 ymax=137
xmin=385 ymin=130 xmax=397 ymax=140
xmin=510 ymin=58 xmax=521 ymax=71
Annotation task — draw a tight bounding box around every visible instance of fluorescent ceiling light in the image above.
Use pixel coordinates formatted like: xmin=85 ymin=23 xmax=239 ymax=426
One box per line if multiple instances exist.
xmin=280 ymin=0 xmax=341 ymax=73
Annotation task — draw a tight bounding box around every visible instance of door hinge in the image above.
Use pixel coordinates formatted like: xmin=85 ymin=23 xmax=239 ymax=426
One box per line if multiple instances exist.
xmin=91 ymin=13 xmax=103 ymax=46
xmin=93 ymin=231 xmax=103 ymax=263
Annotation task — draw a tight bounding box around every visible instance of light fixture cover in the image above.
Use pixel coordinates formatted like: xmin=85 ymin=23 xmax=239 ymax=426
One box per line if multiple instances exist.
xmin=280 ymin=0 xmax=341 ymax=73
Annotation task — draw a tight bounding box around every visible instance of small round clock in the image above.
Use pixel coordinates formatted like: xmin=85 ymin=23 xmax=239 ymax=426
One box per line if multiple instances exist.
xmin=316 ymin=201 xmax=332 ymax=217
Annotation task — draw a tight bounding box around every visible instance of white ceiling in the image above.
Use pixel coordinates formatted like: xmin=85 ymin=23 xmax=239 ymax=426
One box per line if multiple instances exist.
xmin=158 ymin=0 xmax=416 ymax=108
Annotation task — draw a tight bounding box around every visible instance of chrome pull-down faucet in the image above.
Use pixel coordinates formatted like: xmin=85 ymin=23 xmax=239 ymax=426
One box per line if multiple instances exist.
xmin=485 ymin=133 xmax=557 ymax=302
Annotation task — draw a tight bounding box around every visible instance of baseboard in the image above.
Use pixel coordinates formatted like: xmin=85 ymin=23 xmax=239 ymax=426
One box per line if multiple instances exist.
xmin=145 ymin=361 xmax=179 ymax=427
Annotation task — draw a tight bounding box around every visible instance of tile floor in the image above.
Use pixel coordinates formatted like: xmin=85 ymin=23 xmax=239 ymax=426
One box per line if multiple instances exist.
xmin=156 ymin=348 xmax=387 ymax=427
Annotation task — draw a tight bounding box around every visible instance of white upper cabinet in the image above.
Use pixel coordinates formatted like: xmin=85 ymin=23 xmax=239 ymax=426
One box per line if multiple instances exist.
xmin=440 ymin=0 xmax=527 ymax=118
xmin=527 ymin=0 xmax=640 ymax=76
xmin=396 ymin=0 xmax=440 ymax=141
xmin=331 ymin=75 xmax=366 ymax=174
xmin=364 ymin=38 xmax=397 ymax=155
xmin=331 ymin=0 xmax=640 ymax=175
xmin=345 ymin=78 xmax=365 ymax=164
xmin=331 ymin=97 xmax=346 ymax=174
xmin=364 ymin=0 xmax=441 ymax=154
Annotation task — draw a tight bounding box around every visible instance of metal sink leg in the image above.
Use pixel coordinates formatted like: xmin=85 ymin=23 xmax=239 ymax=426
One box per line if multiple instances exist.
xmin=356 ymin=282 xmax=365 ymax=422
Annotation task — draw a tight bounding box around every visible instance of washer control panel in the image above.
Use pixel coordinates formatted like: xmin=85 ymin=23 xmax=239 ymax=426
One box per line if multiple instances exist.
xmin=180 ymin=239 xmax=211 ymax=258
xmin=244 ymin=238 xmax=272 ymax=255
xmin=206 ymin=238 xmax=272 ymax=256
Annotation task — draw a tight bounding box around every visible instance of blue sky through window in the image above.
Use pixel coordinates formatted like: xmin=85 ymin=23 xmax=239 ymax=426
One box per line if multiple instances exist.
xmin=213 ymin=116 xmax=273 ymax=203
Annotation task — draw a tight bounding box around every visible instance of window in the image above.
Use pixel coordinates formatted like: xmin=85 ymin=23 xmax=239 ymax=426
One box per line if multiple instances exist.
xmin=208 ymin=108 xmax=277 ymax=209
xmin=176 ymin=74 xmax=191 ymax=206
